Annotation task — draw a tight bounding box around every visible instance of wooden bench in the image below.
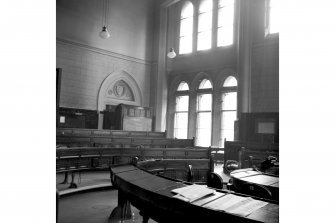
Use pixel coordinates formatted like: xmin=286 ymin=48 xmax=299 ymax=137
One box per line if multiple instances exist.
xmin=136 ymin=158 xmax=213 ymax=184
xmin=57 ymin=137 xmax=195 ymax=148
xmin=57 ymin=128 xmax=195 ymax=148
xmin=56 ymin=147 xmax=211 ymax=188
xmin=224 ymin=141 xmax=279 ymax=170
xmin=57 ymin=128 xmax=167 ymax=138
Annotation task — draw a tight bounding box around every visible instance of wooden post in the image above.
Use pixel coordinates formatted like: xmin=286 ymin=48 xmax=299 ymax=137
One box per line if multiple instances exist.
xmin=69 ymin=172 xmax=77 ymax=188
xmin=187 ymin=165 xmax=193 ymax=182
xmin=109 ymin=190 xmax=132 ymax=221
xmin=60 ymin=172 xmax=68 ymax=184
xmin=209 ymin=154 xmax=215 ymax=173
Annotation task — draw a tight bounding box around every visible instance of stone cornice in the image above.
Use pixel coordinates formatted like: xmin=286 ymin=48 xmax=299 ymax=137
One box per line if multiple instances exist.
xmin=56 ymin=37 xmax=153 ymax=66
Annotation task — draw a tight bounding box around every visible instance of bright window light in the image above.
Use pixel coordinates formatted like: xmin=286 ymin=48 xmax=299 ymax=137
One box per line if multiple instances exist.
xmin=179 ymin=2 xmax=194 ymax=54
xmin=199 ymin=79 xmax=212 ymax=89
xmin=268 ymin=0 xmax=279 ymax=34
xmin=177 ymin=81 xmax=190 ymax=91
xmin=220 ymin=76 xmax=237 ymax=147
xmin=196 ymin=92 xmax=212 ymax=147
xmin=197 ymin=30 xmax=212 ymax=50
xmin=217 ymin=0 xmax=235 ymax=47
xmin=223 ymin=76 xmax=237 ymax=87
xmin=197 ymin=0 xmax=213 ymax=51
xmin=176 ymin=95 xmax=189 ymax=111
xmin=174 ymin=95 xmax=189 ymax=139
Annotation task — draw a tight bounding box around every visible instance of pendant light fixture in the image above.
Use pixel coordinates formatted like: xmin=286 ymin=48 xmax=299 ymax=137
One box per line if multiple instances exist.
xmin=99 ymin=0 xmax=110 ymax=39
xmin=167 ymin=48 xmax=176 ymax=58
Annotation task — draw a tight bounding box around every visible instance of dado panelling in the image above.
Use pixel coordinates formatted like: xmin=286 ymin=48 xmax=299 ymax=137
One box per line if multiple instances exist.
xmin=56 ymin=40 xmax=151 ymax=111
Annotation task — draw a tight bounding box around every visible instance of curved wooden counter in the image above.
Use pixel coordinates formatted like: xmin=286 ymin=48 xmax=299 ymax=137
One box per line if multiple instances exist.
xmin=110 ymin=165 xmax=279 ymax=223
xmin=230 ymin=168 xmax=279 ymax=201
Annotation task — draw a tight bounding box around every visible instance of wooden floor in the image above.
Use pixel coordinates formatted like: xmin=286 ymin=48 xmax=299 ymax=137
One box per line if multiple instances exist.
xmin=57 ymin=164 xmax=231 ymax=223
xmin=59 ymin=189 xmax=157 ymax=223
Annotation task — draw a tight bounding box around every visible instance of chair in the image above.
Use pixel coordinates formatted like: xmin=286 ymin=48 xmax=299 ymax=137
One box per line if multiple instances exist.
xmin=224 ymin=160 xmax=239 ymax=174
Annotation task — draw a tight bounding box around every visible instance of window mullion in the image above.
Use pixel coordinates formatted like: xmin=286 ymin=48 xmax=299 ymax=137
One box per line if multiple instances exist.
xmin=193 ymin=1 xmax=199 ymax=53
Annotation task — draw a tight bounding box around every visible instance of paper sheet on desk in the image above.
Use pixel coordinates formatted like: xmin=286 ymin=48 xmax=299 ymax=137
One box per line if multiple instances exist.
xmin=203 ymin=194 xmax=268 ymax=217
xmin=172 ymin=184 xmax=215 ymax=203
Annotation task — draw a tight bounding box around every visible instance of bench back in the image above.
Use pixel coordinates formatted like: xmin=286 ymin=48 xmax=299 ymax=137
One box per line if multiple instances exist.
xmin=57 ymin=128 xmax=194 ymax=148
xmin=57 ymin=128 xmax=167 ymax=138
xmin=136 ymin=159 xmax=212 ymax=183
xmin=224 ymin=141 xmax=279 ymax=169
xmin=56 ymin=147 xmax=211 ymax=173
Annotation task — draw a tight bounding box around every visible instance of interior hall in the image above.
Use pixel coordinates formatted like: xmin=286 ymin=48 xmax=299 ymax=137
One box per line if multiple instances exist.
xmin=56 ymin=0 xmax=279 ymax=222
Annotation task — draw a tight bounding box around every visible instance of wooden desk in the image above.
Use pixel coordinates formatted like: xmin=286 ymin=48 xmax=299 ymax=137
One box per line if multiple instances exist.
xmin=110 ymin=165 xmax=279 ymax=223
xmin=230 ymin=168 xmax=279 ymax=201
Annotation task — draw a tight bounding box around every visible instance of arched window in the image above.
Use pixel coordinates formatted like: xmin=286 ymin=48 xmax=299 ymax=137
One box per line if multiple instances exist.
xmin=177 ymin=81 xmax=190 ymax=91
xmin=179 ymin=2 xmax=194 ymax=54
xmin=174 ymin=81 xmax=189 ymax=139
xmin=220 ymin=76 xmax=237 ymax=147
xmin=266 ymin=0 xmax=279 ymax=35
xmin=196 ymin=79 xmax=212 ymax=146
xmin=217 ymin=0 xmax=235 ymax=47
xmin=197 ymin=0 xmax=213 ymax=51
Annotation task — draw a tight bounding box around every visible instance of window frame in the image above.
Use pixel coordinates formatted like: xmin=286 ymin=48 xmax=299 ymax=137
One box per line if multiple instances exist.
xmin=177 ymin=0 xmax=236 ymax=57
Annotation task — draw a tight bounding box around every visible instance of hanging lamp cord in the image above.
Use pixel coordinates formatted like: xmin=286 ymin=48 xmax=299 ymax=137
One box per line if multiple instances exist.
xmin=101 ymin=0 xmax=106 ymax=28
xmin=101 ymin=0 xmax=109 ymax=28
xmin=105 ymin=0 xmax=109 ymax=28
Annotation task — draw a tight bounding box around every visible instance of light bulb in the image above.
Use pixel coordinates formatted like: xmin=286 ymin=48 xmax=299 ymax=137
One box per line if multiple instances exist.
xmin=167 ymin=48 xmax=176 ymax=58
xmin=99 ymin=26 xmax=110 ymax=39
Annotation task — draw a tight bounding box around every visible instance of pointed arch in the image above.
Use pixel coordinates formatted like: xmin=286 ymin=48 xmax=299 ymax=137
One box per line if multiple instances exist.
xmin=97 ymin=70 xmax=142 ymax=111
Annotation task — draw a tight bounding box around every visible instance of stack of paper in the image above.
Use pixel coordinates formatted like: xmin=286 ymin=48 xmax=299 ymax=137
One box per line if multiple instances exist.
xmin=171 ymin=184 xmax=215 ymax=203
xmin=203 ymin=194 xmax=268 ymax=217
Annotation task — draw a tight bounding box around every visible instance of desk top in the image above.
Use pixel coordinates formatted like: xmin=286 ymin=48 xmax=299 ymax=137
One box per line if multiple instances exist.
xmin=230 ymin=168 xmax=279 ymax=188
xmin=111 ymin=165 xmax=279 ymax=223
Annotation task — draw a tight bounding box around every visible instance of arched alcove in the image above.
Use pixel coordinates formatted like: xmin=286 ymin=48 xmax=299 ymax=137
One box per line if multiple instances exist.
xmin=97 ymin=70 xmax=142 ymax=111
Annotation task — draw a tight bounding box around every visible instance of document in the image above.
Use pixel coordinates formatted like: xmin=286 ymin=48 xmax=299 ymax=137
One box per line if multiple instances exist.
xmin=171 ymin=184 xmax=215 ymax=203
xmin=191 ymin=191 xmax=226 ymax=206
xmin=226 ymin=198 xmax=268 ymax=217
xmin=203 ymin=193 xmax=268 ymax=217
